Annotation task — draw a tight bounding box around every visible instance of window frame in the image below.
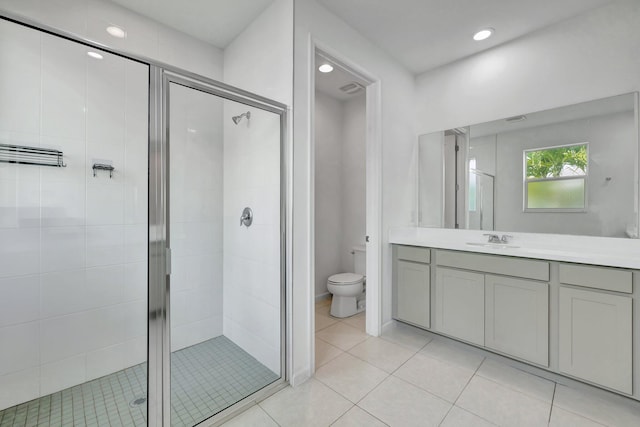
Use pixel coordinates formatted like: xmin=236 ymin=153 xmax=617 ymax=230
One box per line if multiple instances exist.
xmin=522 ymin=142 xmax=589 ymax=213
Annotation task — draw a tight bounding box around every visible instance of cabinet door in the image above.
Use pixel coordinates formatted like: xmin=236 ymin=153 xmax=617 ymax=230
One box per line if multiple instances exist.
xmin=485 ymin=275 xmax=548 ymax=366
xmin=559 ymin=287 xmax=632 ymax=394
xmin=396 ymin=260 xmax=430 ymax=328
xmin=435 ymin=267 xmax=484 ymax=345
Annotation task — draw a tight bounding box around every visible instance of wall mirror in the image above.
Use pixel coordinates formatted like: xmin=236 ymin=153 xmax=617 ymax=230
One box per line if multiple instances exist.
xmin=418 ymin=92 xmax=639 ymax=238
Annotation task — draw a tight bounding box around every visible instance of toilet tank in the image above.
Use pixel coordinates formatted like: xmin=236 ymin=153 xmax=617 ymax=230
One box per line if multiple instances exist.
xmin=352 ymin=245 xmax=366 ymax=276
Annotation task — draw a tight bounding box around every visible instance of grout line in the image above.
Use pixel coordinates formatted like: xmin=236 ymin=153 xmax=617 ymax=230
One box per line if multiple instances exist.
xmin=328 ymin=403 xmax=356 ymax=426
xmin=548 ymin=382 xmax=557 ymax=424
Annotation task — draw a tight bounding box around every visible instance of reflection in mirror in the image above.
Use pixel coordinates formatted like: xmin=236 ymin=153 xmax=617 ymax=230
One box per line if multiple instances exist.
xmin=418 ymin=92 xmax=639 ymax=238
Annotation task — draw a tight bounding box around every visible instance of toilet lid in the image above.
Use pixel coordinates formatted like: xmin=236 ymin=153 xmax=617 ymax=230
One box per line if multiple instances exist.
xmin=328 ymin=273 xmax=363 ymax=285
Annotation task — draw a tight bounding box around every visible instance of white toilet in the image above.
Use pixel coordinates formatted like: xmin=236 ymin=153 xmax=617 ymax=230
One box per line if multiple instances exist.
xmin=327 ymin=245 xmax=366 ymax=318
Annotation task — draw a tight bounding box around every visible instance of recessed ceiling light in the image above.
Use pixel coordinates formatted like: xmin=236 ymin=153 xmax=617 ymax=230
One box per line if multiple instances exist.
xmin=318 ymin=63 xmax=334 ymax=73
xmin=87 ymin=51 xmax=103 ymax=59
xmin=473 ymin=28 xmax=494 ymax=41
xmin=106 ymin=25 xmax=126 ymax=38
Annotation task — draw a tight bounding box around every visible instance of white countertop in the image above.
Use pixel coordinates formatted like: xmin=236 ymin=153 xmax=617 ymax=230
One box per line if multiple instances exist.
xmin=389 ymin=227 xmax=640 ymax=269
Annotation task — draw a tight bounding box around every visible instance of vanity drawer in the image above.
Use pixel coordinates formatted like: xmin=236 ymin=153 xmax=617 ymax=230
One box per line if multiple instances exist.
xmin=436 ymin=250 xmax=549 ymax=281
xmin=396 ymin=246 xmax=431 ymax=264
xmin=559 ymin=264 xmax=632 ymax=294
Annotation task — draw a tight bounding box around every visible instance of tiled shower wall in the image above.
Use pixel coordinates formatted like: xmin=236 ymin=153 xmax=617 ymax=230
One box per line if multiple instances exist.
xmin=223 ymin=103 xmax=281 ymax=374
xmin=0 ymin=20 xmax=148 ymax=410
xmin=169 ymin=84 xmax=224 ymax=352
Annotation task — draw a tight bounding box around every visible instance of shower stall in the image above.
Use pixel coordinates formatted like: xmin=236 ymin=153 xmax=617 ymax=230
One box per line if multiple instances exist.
xmin=0 ymin=14 xmax=286 ymax=427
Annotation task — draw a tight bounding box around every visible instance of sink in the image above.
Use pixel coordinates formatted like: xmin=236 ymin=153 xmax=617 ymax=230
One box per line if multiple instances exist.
xmin=466 ymin=242 xmax=520 ymax=249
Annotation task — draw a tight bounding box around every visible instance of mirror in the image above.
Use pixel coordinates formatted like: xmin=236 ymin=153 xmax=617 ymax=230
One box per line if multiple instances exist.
xmin=418 ymin=92 xmax=639 ymax=238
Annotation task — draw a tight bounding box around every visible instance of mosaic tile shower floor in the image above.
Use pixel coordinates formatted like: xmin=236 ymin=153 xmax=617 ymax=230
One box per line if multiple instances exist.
xmin=0 ymin=336 xmax=279 ymax=427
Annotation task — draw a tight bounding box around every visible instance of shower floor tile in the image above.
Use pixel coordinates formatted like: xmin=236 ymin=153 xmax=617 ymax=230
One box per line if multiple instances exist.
xmin=0 ymin=336 xmax=279 ymax=427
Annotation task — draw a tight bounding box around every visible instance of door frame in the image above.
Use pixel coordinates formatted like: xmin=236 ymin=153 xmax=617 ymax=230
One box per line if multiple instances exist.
xmin=309 ymin=40 xmax=383 ymax=372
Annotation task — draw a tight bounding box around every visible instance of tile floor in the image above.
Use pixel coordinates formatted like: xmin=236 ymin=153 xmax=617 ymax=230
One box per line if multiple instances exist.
xmin=224 ymin=299 xmax=640 ymax=427
xmin=0 ymin=336 xmax=279 ymax=427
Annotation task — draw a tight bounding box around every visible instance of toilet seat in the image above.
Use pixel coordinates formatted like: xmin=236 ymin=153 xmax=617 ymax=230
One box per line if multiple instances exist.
xmin=328 ymin=273 xmax=364 ymax=285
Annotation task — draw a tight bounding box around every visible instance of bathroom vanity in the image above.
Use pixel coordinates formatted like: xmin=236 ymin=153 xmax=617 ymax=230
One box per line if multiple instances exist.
xmin=391 ymin=227 xmax=640 ymax=399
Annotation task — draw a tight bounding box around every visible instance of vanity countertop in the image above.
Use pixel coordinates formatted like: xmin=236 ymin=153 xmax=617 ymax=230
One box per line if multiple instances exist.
xmin=389 ymin=227 xmax=640 ymax=269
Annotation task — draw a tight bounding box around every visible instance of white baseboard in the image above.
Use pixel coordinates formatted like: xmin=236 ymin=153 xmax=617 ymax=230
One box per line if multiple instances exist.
xmin=315 ymin=292 xmax=331 ymax=303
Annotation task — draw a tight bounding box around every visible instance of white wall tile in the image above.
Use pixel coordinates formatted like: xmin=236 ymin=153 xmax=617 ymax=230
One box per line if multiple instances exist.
xmin=86 ymin=342 xmax=127 ymax=382
xmin=86 ymin=182 xmax=124 ymax=225
xmin=84 ymin=265 xmax=125 ymax=309
xmin=86 ymin=225 xmax=125 ymax=267
xmin=0 ymin=367 xmax=39 ymax=411
xmin=0 ymin=19 xmax=41 ymax=135
xmin=0 ymin=179 xmax=40 ymax=228
xmin=41 ymin=179 xmax=85 ymax=227
xmin=40 ymin=269 xmax=85 ymax=318
xmin=41 ymin=226 xmax=85 ymax=272
xmin=40 ymin=354 xmax=86 ymax=395
xmin=124 ymin=224 xmax=146 ymax=263
xmin=123 ymin=261 xmax=147 ymax=302
xmin=0 ymin=322 xmax=39 ymax=376
xmin=41 ymin=33 xmax=86 ymax=140
xmin=0 ymin=275 xmax=39 ymax=327
xmin=0 ymin=228 xmax=40 ymax=278
xmin=81 ymin=306 xmax=125 ymax=352
xmin=40 ymin=312 xmax=88 ymax=364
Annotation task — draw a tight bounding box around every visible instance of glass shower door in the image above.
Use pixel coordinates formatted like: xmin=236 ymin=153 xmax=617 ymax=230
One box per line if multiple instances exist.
xmin=167 ymin=80 xmax=283 ymax=426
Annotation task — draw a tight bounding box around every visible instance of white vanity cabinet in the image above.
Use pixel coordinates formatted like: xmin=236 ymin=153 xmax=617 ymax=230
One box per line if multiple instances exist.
xmin=434 ymin=268 xmax=484 ymax=346
xmin=393 ymin=246 xmax=431 ymax=329
xmin=485 ymin=275 xmax=548 ymax=366
xmin=558 ymin=264 xmax=633 ymax=394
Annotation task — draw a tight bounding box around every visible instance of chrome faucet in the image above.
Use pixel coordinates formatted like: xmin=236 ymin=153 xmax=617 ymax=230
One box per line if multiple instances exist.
xmin=484 ymin=234 xmax=513 ymax=243
xmin=483 ymin=234 xmax=501 ymax=243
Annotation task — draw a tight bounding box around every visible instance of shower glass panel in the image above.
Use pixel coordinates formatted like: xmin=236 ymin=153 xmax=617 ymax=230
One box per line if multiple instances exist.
xmin=168 ymin=82 xmax=282 ymax=425
xmin=0 ymin=18 xmax=149 ymax=426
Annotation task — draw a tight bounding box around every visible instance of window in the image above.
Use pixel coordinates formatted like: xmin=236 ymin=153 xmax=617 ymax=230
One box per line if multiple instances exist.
xmin=523 ymin=143 xmax=588 ymax=211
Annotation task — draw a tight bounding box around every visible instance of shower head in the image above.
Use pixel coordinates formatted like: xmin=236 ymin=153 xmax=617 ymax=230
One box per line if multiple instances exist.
xmin=232 ymin=111 xmax=251 ymax=124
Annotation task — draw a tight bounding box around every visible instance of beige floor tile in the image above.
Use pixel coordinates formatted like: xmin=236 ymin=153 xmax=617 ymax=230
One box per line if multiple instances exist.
xmin=259 ymin=378 xmax=352 ymax=427
xmin=342 ymin=312 xmax=366 ymax=331
xmin=315 ymin=352 xmax=388 ymax=403
xmin=394 ymin=352 xmax=475 ymax=402
xmin=549 ymin=407 xmax=605 ymax=427
xmin=379 ymin=321 xmax=432 ymax=351
xmin=316 ymin=313 xmax=339 ymax=331
xmin=440 ymin=406 xmax=497 ymax=427
xmin=476 ymin=358 xmax=555 ymax=402
xmin=220 ymin=405 xmax=278 ymax=427
xmin=553 ymin=384 xmax=640 ymax=427
xmin=332 ymin=405 xmax=388 ymax=427
xmin=359 ymin=376 xmax=451 ymax=427
xmin=315 ymin=337 xmax=343 ymax=368
xmin=348 ymin=337 xmax=415 ymax=373
xmin=420 ymin=338 xmax=485 ymax=371
xmin=316 ymin=322 xmax=369 ymax=351
xmin=456 ymin=376 xmax=551 ymax=427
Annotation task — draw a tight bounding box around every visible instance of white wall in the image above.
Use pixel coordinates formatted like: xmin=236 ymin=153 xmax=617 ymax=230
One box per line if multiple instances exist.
xmin=0 ymin=0 xmax=224 ymax=80
xmin=314 ymin=91 xmax=343 ymax=298
xmin=415 ymin=0 xmax=640 ymax=135
xmin=293 ymin=0 xmax=417 ymax=385
xmin=340 ymin=95 xmax=367 ymax=273
xmin=492 ymin=111 xmax=635 ymax=237
xmin=221 ymin=0 xmax=293 ymax=375
xmin=0 ymin=20 xmax=148 ymax=409
xmin=169 ymin=84 xmax=224 ymax=351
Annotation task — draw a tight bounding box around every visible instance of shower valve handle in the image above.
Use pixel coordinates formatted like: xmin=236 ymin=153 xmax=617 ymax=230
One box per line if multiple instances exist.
xmin=240 ymin=207 xmax=253 ymax=227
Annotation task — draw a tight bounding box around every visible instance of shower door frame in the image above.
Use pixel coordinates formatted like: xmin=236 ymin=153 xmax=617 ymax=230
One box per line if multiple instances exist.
xmin=0 ymin=10 xmax=289 ymax=427
xmin=154 ymin=71 xmax=289 ymax=426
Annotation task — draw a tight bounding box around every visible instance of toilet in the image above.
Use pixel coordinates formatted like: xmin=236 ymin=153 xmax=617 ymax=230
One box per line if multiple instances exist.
xmin=327 ymin=245 xmax=366 ymax=318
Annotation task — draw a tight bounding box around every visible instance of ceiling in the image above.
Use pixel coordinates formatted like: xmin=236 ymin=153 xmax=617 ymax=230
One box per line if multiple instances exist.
xmin=109 ymin=0 xmax=274 ymax=48
xmin=315 ymin=54 xmax=368 ymax=101
xmin=318 ymin=0 xmax=613 ymax=74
